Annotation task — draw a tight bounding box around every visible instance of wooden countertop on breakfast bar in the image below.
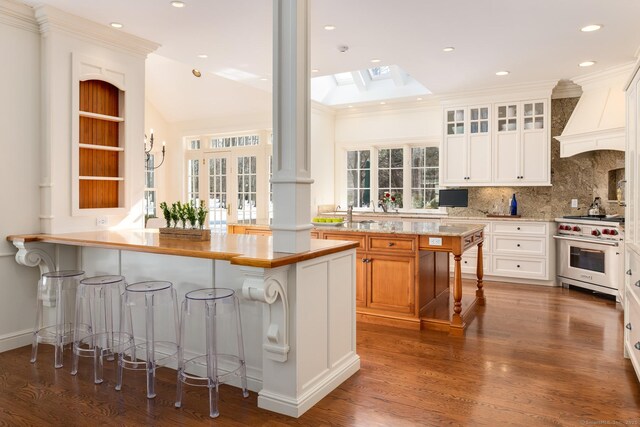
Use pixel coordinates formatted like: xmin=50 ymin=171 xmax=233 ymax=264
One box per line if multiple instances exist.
xmin=6 ymin=230 xmax=359 ymax=269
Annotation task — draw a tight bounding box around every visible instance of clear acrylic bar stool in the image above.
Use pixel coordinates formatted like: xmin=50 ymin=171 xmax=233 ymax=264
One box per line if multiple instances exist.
xmin=31 ymin=270 xmax=85 ymax=368
xmin=116 ymin=281 xmax=179 ymax=399
xmin=71 ymin=275 xmax=131 ymax=384
xmin=175 ymin=288 xmax=249 ymax=418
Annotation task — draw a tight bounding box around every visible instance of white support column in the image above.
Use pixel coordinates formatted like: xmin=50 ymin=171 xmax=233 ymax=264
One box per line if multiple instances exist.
xmin=271 ymin=0 xmax=314 ymax=254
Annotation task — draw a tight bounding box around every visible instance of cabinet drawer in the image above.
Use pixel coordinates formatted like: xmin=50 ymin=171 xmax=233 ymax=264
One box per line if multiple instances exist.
xmin=322 ymin=232 xmax=366 ymax=250
xmin=492 ymin=255 xmax=547 ymax=279
xmin=492 ymin=235 xmax=546 ymax=256
xmin=368 ymin=236 xmax=416 ymax=253
xmin=492 ymin=222 xmax=547 ymax=236
xmin=245 ymin=228 xmax=272 ymax=237
xmin=450 ymin=254 xmax=490 ymax=275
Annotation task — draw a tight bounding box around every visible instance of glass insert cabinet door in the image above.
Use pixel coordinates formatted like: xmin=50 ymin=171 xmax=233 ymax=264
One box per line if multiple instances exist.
xmin=497 ymin=104 xmax=518 ymax=132
xmin=523 ymin=102 xmax=545 ymax=130
xmin=469 ymin=107 xmax=489 ymax=134
xmin=446 ymin=109 xmax=465 ymax=135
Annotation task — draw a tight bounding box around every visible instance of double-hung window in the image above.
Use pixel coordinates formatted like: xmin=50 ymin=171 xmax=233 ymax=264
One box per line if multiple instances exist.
xmin=345 ymin=145 xmax=440 ymax=212
xmin=346 ymin=150 xmax=371 ymax=208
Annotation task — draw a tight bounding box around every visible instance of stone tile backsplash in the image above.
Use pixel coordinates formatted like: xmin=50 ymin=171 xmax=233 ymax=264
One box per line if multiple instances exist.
xmin=448 ymin=97 xmax=625 ymax=219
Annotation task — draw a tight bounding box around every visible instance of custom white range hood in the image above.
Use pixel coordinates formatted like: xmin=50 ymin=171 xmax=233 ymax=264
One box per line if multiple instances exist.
xmin=557 ymin=64 xmax=633 ymax=158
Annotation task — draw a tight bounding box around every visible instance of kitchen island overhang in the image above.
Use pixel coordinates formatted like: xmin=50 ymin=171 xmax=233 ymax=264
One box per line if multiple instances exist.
xmin=7 ymin=230 xmax=360 ymax=418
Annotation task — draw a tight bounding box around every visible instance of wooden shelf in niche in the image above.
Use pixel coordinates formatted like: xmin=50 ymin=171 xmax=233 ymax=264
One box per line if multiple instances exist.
xmin=78 ymin=79 xmax=124 ymax=209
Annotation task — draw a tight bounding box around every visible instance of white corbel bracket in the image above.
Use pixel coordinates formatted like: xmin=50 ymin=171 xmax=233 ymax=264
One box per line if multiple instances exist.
xmin=241 ymin=265 xmax=290 ymax=362
xmin=12 ymin=240 xmax=55 ymax=275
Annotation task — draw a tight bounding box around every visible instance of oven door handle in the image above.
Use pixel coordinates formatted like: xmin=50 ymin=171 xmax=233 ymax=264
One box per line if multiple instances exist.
xmin=553 ymin=235 xmax=619 ymax=247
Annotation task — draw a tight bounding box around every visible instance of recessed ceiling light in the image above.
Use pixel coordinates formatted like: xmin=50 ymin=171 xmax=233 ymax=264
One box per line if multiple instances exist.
xmin=197 ymin=54 xmax=208 ymax=59
xmin=442 ymin=47 xmax=455 ymax=52
xmin=495 ymin=70 xmax=510 ymax=76
xmin=371 ymin=58 xmax=381 ymax=63
xmin=311 ymin=69 xmax=319 ymax=73
xmin=380 ymin=101 xmax=386 ymax=105
xmin=260 ymin=78 xmax=268 ymax=81
xmin=348 ymin=105 xmax=353 ymax=108
xmin=192 ymin=69 xmax=201 ymax=77
xmin=324 ymin=25 xmax=336 ymax=31
xmin=581 ymin=24 xmax=602 ymax=32
xmin=110 ymin=22 xmax=123 ymax=29
xmin=579 ymin=61 xmax=596 ymax=67
xmin=417 ymin=97 xmax=423 ymax=101
xmin=171 ymin=1 xmax=185 ymax=8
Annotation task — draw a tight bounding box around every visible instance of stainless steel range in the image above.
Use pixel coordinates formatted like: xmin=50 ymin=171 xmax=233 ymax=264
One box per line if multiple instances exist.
xmin=554 ymin=216 xmax=624 ymax=301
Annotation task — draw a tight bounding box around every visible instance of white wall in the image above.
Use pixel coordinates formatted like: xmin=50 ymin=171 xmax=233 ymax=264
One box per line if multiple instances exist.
xmin=0 ymin=0 xmax=42 ymax=351
xmin=144 ymin=100 xmax=173 ymax=210
xmin=310 ymin=104 xmax=336 ymax=214
xmin=36 ymin=5 xmax=158 ymax=233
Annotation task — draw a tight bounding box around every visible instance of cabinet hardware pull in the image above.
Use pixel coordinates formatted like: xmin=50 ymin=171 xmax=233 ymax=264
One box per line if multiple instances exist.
xmin=627 ymin=269 xmax=632 ymax=275
xmin=635 ymin=280 xmax=640 ymax=288
xmin=517 ymin=243 xmax=521 ymax=247
xmin=635 ymin=342 xmax=640 ymax=350
xmin=362 ymin=258 xmax=367 ymax=263
xmin=517 ymin=227 xmax=521 ymax=231
xmin=626 ymin=323 xmax=633 ymax=330
xmin=388 ymin=242 xmax=395 ymax=247
xmin=517 ymin=265 xmax=521 ymax=268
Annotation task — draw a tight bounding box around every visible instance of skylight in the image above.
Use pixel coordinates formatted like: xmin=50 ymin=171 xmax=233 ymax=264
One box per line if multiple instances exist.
xmin=334 ymin=72 xmax=354 ymax=85
xmin=368 ymin=66 xmax=391 ymax=80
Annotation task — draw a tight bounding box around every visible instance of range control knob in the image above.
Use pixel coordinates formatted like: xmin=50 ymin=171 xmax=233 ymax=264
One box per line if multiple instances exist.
xmin=602 ymin=229 xmax=610 ymax=235
xmin=572 ymin=226 xmax=581 ymax=232
xmin=592 ymin=229 xmax=601 ymax=237
xmin=610 ymin=230 xmax=619 ymax=236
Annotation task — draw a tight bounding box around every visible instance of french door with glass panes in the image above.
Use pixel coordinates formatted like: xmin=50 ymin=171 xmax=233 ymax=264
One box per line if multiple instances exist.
xmin=202 ymin=152 xmax=260 ymax=230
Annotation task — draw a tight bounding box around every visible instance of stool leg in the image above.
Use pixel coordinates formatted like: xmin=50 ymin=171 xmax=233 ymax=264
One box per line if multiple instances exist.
xmin=54 ymin=278 xmax=64 ymax=369
xmin=234 ymin=296 xmax=249 ymax=398
xmin=175 ymin=299 xmax=187 ymax=409
xmin=105 ymin=285 xmax=115 ymax=362
xmin=71 ymin=284 xmax=83 ymax=376
xmin=145 ymin=292 xmax=156 ymax=399
xmin=115 ymin=292 xmax=126 ymax=391
xmin=30 ymin=279 xmax=44 ymax=363
xmin=206 ymin=300 xmax=219 ymax=418
xmin=94 ymin=286 xmax=105 ymax=384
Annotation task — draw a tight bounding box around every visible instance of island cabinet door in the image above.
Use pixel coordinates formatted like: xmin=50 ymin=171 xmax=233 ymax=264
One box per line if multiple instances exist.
xmin=366 ymin=253 xmax=415 ymax=314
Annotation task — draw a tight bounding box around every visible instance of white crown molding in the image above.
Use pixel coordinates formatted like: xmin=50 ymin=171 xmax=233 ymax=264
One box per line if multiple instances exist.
xmin=551 ymin=79 xmax=582 ymax=99
xmin=335 ymin=98 xmax=440 ymax=119
xmin=435 ymin=80 xmax=557 ymax=106
xmin=571 ymin=62 xmax=635 ymax=88
xmin=0 ymin=0 xmax=37 ymax=33
xmin=311 ymin=100 xmax=337 ymax=116
xmin=34 ymin=5 xmax=160 ymax=58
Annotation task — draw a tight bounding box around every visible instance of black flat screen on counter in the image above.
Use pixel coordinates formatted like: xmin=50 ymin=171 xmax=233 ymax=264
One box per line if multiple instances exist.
xmin=438 ymin=189 xmax=468 ymax=207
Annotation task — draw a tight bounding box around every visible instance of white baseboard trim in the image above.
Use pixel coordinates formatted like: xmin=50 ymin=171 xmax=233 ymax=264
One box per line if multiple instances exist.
xmin=0 ymin=329 xmax=32 ymax=353
xmin=258 ymin=354 xmax=361 ymax=418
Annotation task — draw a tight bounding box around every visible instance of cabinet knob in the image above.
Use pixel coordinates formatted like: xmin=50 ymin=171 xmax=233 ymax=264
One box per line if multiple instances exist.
xmin=362 ymin=258 xmax=367 ymax=263
xmin=517 ymin=227 xmax=521 ymax=231
xmin=635 ymin=280 xmax=640 ymax=288
xmin=635 ymin=342 xmax=640 ymax=350
xmin=627 ymin=269 xmax=632 ymax=275
xmin=626 ymin=323 xmax=633 ymax=330
xmin=388 ymin=242 xmax=395 ymax=247
xmin=517 ymin=243 xmax=521 ymax=247
xmin=517 ymin=265 xmax=521 ymax=268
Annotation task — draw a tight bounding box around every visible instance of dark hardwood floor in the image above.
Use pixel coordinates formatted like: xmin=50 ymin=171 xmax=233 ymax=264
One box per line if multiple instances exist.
xmin=1 ymin=280 xmax=639 ymax=426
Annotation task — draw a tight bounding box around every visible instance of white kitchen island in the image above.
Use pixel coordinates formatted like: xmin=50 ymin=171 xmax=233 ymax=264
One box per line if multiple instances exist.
xmin=7 ymin=230 xmax=360 ymax=418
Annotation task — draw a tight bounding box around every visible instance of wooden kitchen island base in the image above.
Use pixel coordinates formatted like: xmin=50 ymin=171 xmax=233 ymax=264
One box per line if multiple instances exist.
xmin=229 ymin=220 xmax=486 ymax=335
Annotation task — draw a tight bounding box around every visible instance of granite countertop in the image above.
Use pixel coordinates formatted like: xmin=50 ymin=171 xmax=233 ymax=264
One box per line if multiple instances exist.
xmin=312 ymin=220 xmax=484 ymax=236
xmin=320 ymin=212 xmax=554 ymax=222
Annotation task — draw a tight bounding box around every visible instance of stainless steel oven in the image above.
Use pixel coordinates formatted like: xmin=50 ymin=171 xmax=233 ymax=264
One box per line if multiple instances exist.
xmin=554 ymin=217 xmax=624 ymax=301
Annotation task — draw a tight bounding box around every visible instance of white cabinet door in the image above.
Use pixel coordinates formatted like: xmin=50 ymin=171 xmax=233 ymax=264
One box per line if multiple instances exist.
xmin=494 ymin=100 xmax=549 ymax=185
xmin=442 ymin=106 xmax=491 ymax=186
xmin=443 ymin=134 xmax=467 ymax=185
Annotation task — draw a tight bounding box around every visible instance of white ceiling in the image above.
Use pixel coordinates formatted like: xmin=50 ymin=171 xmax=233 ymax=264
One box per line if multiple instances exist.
xmin=23 ymin=0 xmax=640 ymax=123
